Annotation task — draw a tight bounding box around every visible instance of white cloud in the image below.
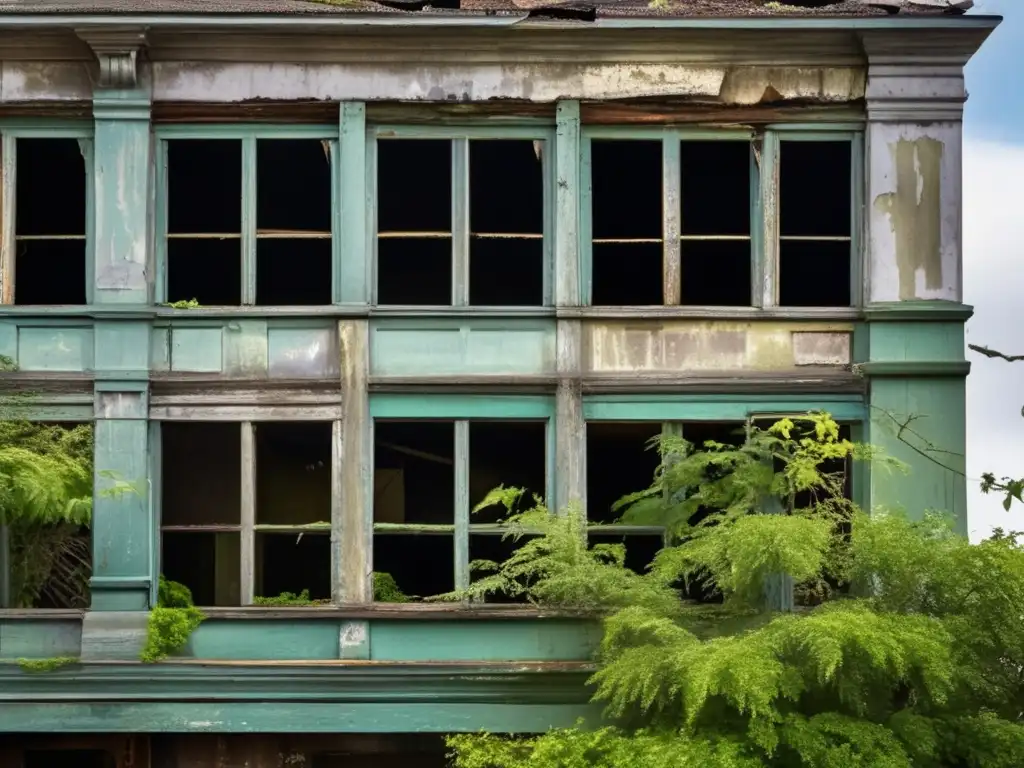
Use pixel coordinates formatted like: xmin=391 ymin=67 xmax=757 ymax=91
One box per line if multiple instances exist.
xmin=963 ymin=139 xmax=1024 ymax=541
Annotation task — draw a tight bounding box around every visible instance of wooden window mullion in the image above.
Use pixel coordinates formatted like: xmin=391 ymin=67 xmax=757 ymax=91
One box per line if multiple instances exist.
xmin=240 ymin=421 xmax=256 ymax=605
xmin=758 ymin=130 xmax=780 ymax=308
xmin=453 ymin=419 xmax=470 ymax=592
xmin=240 ymin=135 xmax=257 ymax=306
xmin=451 ymin=138 xmax=470 ymax=307
xmin=662 ymin=133 xmax=682 ymax=306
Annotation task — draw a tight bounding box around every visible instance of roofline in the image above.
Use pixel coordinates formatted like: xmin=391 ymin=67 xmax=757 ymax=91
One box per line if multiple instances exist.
xmin=0 ymin=13 xmax=1003 ymax=31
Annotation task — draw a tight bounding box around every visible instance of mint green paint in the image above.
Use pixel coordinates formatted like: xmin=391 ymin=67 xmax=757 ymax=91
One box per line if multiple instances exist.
xmin=242 ymin=136 xmax=257 ymax=305
xmin=81 ymin=137 xmax=97 ymax=306
xmin=370 ymin=319 xmax=555 ymax=376
xmin=370 ymin=620 xmax=600 ymax=662
xmin=867 ymin=320 xmax=965 ymax=362
xmin=864 ymin=300 xmax=974 ymax=322
xmin=0 ymin=702 xmax=600 ymax=733
xmin=339 ymin=101 xmax=368 ymax=303
xmin=149 ymin=421 xmax=162 ymax=610
xmin=268 ymin=327 xmax=339 ymax=378
xmin=184 ymin=620 xmax=341 ymax=660
xmin=154 ymin=139 xmax=169 ymax=303
xmin=0 ymin=620 xmax=81 ymax=658
xmin=556 ymin=101 xmax=582 ymax=307
xmin=92 ymin=94 xmax=150 ymax=305
xmin=0 ymin=322 xmax=17 ymax=362
xmin=17 ymin=327 xmax=93 ymax=371
xmin=94 ymin=321 xmax=149 ymax=373
xmin=90 ymin=418 xmax=151 ymax=610
xmin=171 ymin=327 xmax=224 ymax=373
xmin=370 ymin=394 xmax=556 ymax=420
xmin=224 ymin=319 xmax=269 ymax=376
xmin=149 ymin=328 xmax=170 ymax=371
xmin=850 ymin=133 xmax=864 ymax=307
xmin=583 ymin=394 xmax=865 ymax=422
xmin=156 ymin=125 xmax=336 ymax=140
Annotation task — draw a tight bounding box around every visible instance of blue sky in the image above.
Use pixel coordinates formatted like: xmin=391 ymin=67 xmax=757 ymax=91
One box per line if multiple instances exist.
xmin=960 ymin=0 xmax=1024 ymax=539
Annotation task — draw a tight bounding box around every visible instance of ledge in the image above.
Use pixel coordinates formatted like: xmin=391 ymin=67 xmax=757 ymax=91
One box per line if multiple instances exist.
xmin=198 ymin=604 xmax=594 ymax=621
xmin=863 ymin=301 xmax=974 ymax=322
xmin=857 ymin=361 xmax=971 ymax=377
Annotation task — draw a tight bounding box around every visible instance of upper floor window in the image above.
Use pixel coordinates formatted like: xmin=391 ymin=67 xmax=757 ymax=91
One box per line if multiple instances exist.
xmin=4 ymin=134 xmax=91 ymax=306
xmin=372 ymin=129 xmax=552 ymax=308
xmin=584 ymin=130 xmax=857 ymax=309
xmin=158 ymin=130 xmax=335 ymax=307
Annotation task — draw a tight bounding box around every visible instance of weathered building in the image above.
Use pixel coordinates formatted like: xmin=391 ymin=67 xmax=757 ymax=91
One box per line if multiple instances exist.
xmin=0 ymin=0 xmax=999 ymax=764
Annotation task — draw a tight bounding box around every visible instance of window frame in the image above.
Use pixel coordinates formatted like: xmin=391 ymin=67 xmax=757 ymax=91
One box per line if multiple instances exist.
xmin=367 ymin=124 xmax=557 ymax=309
xmin=580 ymin=124 xmax=863 ymax=310
xmin=0 ymin=123 xmax=96 ymax=307
xmin=368 ymin=394 xmax=556 ymax=598
xmin=153 ymin=124 xmax=341 ymax=307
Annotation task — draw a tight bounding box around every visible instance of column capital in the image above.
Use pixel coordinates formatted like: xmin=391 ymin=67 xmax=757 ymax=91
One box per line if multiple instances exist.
xmin=75 ymin=26 xmax=148 ymax=89
xmin=864 ymin=62 xmax=966 ymax=123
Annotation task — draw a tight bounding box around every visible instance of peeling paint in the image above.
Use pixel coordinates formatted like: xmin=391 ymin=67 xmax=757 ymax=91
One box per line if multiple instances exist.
xmin=874 ymin=137 xmax=944 ymax=301
xmin=717 ymin=66 xmax=865 ymax=105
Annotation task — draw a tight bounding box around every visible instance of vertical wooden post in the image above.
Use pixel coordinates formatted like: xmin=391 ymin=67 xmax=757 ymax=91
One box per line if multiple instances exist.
xmin=339 ymin=319 xmax=371 ymax=602
xmin=662 ymin=132 xmax=681 ymax=306
xmin=240 ymin=421 xmax=256 ymax=605
xmin=454 ymin=420 xmax=470 ymax=590
xmin=451 ymin=138 xmax=470 ymax=307
xmin=339 ymin=102 xmax=368 ymax=304
xmin=0 ymin=522 xmax=9 ymax=608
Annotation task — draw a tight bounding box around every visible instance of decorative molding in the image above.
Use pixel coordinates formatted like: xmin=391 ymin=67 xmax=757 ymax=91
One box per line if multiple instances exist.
xmin=75 ymin=26 xmax=148 ymax=89
xmin=863 ymin=301 xmax=974 ymax=322
xmin=857 ymin=360 xmax=970 ymax=377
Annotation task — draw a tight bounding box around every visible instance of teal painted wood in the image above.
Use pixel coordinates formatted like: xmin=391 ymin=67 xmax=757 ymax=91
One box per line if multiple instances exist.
xmin=155 ymin=124 xmax=337 ymax=140
xmin=0 ymin=322 xmax=16 ymax=363
xmin=150 ymin=328 xmax=169 ymax=371
xmin=330 ymin=138 xmax=342 ymax=304
xmin=757 ymin=130 xmax=779 ymax=308
xmin=268 ymin=327 xmax=340 ymax=378
xmin=92 ymin=94 xmax=150 ymax=305
xmin=0 ymin=620 xmax=81 ymax=658
xmin=771 ymin=130 xmax=859 ymax=142
xmin=579 ymin=132 xmax=592 ymax=305
xmin=0 ymin=528 xmax=7 ymax=608
xmin=184 ymin=620 xmax=342 ymax=660
xmin=749 ymin=137 xmax=764 ymax=309
xmin=17 ymin=327 xmax=93 ymax=371
xmin=764 ymin=123 xmax=864 ymax=132
xmin=223 ymin=319 xmax=269 ymax=377
xmin=171 ymin=327 xmax=224 ymax=373
xmin=241 ymin=135 xmax=257 ymax=305
xmin=851 ymin=132 xmax=865 ymax=308
xmin=370 ymin=318 xmax=555 ymax=376
xmin=91 ymin=418 xmax=151 ymax=611
xmin=370 ymin=620 xmax=601 ymax=662
xmin=0 ymin=701 xmax=600 ymax=733
xmin=154 ymin=139 xmax=169 ymax=303
xmin=555 ymin=101 xmax=581 ymax=307
xmin=81 ymin=138 xmax=96 ymax=306
xmin=868 ymin=320 xmax=965 ymax=362
xmin=0 ymin=122 xmax=93 ymax=137
xmin=454 ymin=421 xmax=470 ymax=591
xmin=370 ymin=394 xmax=556 ymax=420
xmin=365 ymin=122 xmax=379 ymax=305
xmin=583 ymin=394 xmax=866 ymax=422
xmin=339 ymin=104 xmax=368 ymax=303
xmin=149 ymin=421 xmax=162 ymax=609
xmin=372 ymin=125 xmax=552 ymax=140
xmin=452 ymin=137 xmax=470 ymax=307
xmin=94 ymin=321 xmax=149 ymax=374
xmin=585 ymin=127 xmax=752 ymax=141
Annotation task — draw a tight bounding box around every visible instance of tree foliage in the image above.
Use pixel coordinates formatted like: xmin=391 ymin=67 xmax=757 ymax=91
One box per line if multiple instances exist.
xmin=445 ymin=413 xmax=1024 ymax=768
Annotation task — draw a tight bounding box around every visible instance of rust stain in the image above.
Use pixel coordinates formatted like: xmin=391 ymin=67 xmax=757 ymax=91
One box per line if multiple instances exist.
xmin=874 ymin=137 xmax=944 ymax=301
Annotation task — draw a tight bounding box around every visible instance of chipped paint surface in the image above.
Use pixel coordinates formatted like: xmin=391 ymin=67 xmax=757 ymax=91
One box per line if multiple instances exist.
xmin=718 ymin=66 xmax=864 ymax=105
xmin=868 ymin=123 xmax=962 ymax=303
xmin=584 ymin=321 xmax=852 ymax=373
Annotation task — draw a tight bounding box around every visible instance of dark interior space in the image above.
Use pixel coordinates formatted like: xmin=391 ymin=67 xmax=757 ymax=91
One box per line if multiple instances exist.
xmin=15 ymin=138 xmax=87 ymax=305
xmin=679 ymin=141 xmax=752 ymax=306
xmin=374 ymin=420 xmax=454 ymax=525
xmin=162 ymin=531 xmax=240 ymax=607
xmin=778 ymin=140 xmax=852 ymax=307
xmin=590 ymin=139 xmax=663 ymax=306
xmin=257 ymin=532 xmax=331 ymax=601
xmin=469 ymin=421 xmax=547 ymax=524
xmin=587 ymin=533 xmax=665 ymax=575
xmin=162 ymin=422 xmax=241 ymax=526
xmin=377 ymin=139 xmax=453 ymax=305
xmin=469 ymin=533 xmax=538 ymax=603
xmin=256 ymin=422 xmax=332 ymax=526
xmin=586 ymin=422 xmax=662 ymax=524
xmin=24 ymin=751 xmax=115 ymax=768
xmin=312 ymin=735 xmax=449 ymax=768
xmin=166 ymin=139 xmax=242 ymax=305
xmin=468 ymin=139 xmax=544 ymax=306
xmin=374 ymin=534 xmax=455 ymax=599
xmin=255 ymin=139 xmax=333 ymax=306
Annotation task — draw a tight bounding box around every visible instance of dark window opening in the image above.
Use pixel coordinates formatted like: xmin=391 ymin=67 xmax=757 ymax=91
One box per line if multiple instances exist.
xmin=256 ymin=139 xmax=332 ymax=306
xmin=161 ymin=422 xmax=241 ymax=606
xmin=590 ymin=140 xmax=663 ymax=306
xmin=469 ymin=421 xmax=547 ymax=524
xmin=256 ymin=422 xmax=332 ymax=526
xmin=587 ymin=533 xmax=664 ymax=576
xmin=679 ymin=141 xmax=751 ymax=306
xmin=24 ymin=751 xmax=115 ymax=768
xmin=166 ymin=140 xmax=242 ymax=305
xmin=312 ymin=735 xmax=449 ymax=768
xmin=377 ymin=139 xmax=452 ymax=305
xmin=374 ymin=534 xmax=455 ymax=599
xmin=779 ymin=141 xmax=852 ymax=307
xmin=374 ymin=421 xmax=455 ymax=526
xmin=257 ymin=531 xmax=331 ymax=601
xmin=14 ymin=139 xmax=87 ymax=305
xmin=468 ymin=140 xmax=544 ymax=306
xmin=586 ymin=422 xmax=661 ymax=525
xmin=469 ymin=534 xmax=538 ymax=603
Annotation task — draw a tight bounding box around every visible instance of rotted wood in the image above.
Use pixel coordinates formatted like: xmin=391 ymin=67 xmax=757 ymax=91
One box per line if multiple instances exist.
xmin=580 ymin=98 xmax=865 ymax=125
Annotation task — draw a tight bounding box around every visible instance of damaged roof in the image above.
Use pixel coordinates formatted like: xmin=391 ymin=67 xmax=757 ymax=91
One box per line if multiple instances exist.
xmin=0 ymin=0 xmax=983 ymax=18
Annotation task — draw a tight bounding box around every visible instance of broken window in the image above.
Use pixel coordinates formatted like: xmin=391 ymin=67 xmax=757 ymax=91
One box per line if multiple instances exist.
xmin=160 ymin=421 xmax=334 ymax=606
xmin=0 ymin=422 xmax=93 ymax=610
xmin=375 ymin=135 xmax=547 ymax=307
xmin=372 ymin=418 xmax=548 ymax=601
xmin=12 ymin=138 xmax=88 ymax=305
xmin=778 ymin=140 xmax=853 ymax=307
xmin=164 ymin=135 xmax=334 ymax=307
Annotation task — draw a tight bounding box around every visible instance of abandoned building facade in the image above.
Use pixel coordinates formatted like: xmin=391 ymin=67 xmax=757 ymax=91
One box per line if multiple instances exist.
xmin=0 ymin=0 xmax=999 ymax=765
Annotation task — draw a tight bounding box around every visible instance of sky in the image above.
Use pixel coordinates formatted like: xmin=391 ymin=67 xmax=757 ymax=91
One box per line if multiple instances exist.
xmin=960 ymin=0 xmax=1024 ymax=540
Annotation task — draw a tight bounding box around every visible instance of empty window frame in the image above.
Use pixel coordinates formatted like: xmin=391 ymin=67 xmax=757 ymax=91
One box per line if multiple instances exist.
xmin=158 ymin=128 xmax=336 ymax=307
xmin=373 ymin=128 xmax=552 ymax=307
xmin=2 ymin=131 xmax=92 ymax=305
xmin=159 ymin=420 xmax=338 ymax=606
xmin=371 ymin=399 xmax=554 ymax=602
xmin=583 ymin=128 xmax=860 ymax=309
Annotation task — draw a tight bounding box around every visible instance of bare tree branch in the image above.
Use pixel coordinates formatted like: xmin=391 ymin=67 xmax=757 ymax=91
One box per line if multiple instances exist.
xmin=968 ymin=344 xmax=1024 ymax=363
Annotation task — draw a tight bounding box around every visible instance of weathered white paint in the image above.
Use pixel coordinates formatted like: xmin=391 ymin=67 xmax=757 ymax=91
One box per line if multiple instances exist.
xmin=792 ymin=331 xmax=851 ymax=366
xmin=0 ymin=61 xmax=92 ymax=101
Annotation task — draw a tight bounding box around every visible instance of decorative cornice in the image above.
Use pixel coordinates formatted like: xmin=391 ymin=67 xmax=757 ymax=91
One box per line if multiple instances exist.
xmin=863 ymin=301 xmax=974 ymax=322
xmin=75 ymin=26 xmax=148 ymax=89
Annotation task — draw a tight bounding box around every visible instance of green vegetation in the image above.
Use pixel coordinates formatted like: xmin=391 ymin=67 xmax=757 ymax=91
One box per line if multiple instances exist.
xmin=373 ymin=571 xmax=410 ymax=603
xmin=253 ymin=589 xmax=327 ymax=606
xmin=446 ymin=412 xmax=1024 ymax=768
xmin=163 ymin=298 xmax=201 ymax=309
xmin=17 ymin=656 xmax=78 ymax=673
xmin=140 ymin=577 xmax=205 ymax=663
